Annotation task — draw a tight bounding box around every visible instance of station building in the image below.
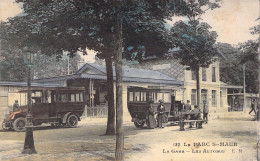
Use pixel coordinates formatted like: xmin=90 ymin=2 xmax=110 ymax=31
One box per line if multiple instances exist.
xmin=32 ymin=63 xmax=183 ymax=121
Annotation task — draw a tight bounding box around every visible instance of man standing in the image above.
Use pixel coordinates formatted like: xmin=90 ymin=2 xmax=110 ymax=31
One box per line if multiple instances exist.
xmin=184 ymin=100 xmax=191 ymax=112
xmin=157 ymin=100 xmax=167 ymax=128
xmin=203 ymin=100 xmax=209 ymax=124
xmin=184 ymin=100 xmax=191 ymax=120
xmin=13 ymin=100 xmax=20 ymax=112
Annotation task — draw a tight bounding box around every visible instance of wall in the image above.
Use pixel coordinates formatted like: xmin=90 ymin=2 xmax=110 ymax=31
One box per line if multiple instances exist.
xmin=0 ymin=86 xmax=28 ymax=120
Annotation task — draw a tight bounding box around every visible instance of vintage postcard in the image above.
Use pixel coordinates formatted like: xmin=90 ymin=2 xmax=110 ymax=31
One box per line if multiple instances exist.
xmin=0 ymin=0 xmax=259 ymax=161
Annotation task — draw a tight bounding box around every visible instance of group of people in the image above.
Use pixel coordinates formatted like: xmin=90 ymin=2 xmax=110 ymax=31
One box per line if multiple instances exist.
xmin=182 ymin=100 xmax=209 ymax=123
xmin=146 ymin=100 xmax=168 ymax=129
xmin=146 ymin=99 xmax=209 ymax=129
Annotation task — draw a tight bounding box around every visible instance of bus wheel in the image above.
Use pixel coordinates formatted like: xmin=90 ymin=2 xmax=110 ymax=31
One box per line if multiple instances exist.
xmin=2 ymin=120 xmax=9 ymax=131
xmin=13 ymin=118 xmax=26 ymax=132
xmin=134 ymin=120 xmax=145 ymax=128
xmin=67 ymin=114 xmax=78 ymax=128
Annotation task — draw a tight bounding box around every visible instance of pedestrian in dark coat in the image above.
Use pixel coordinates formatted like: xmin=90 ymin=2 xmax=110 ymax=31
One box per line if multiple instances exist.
xmin=157 ymin=100 xmax=167 ymax=128
xmin=249 ymin=101 xmax=256 ymax=115
xmin=203 ymin=101 xmax=209 ymax=124
xmin=184 ymin=100 xmax=192 ymax=120
xmin=146 ymin=101 xmax=157 ymax=129
xmin=184 ymin=100 xmax=191 ymax=112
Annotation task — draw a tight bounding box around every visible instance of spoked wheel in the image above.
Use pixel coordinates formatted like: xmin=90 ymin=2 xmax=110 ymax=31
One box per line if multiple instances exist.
xmin=2 ymin=120 xmax=10 ymax=131
xmin=134 ymin=120 xmax=145 ymax=128
xmin=67 ymin=114 xmax=78 ymax=128
xmin=13 ymin=117 xmax=26 ymax=132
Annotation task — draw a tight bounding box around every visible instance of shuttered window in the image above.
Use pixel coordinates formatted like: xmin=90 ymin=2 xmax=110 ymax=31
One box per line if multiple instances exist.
xmin=191 ymin=89 xmax=197 ymax=105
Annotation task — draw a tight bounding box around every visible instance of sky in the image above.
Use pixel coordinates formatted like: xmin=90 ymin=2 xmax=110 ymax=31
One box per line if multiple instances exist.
xmin=0 ymin=0 xmax=259 ymax=62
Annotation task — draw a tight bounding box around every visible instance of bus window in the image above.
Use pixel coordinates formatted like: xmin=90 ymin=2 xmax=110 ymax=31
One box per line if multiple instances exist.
xmin=71 ymin=94 xmax=75 ymax=102
xmin=79 ymin=93 xmax=83 ymax=102
xmin=140 ymin=92 xmax=146 ymax=102
xmin=60 ymin=94 xmax=67 ymax=102
xmin=134 ymin=92 xmax=140 ymax=101
xmin=129 ymin=92 xmax=134 ymax=102
xmin=153 ymin=92 xmax=171 ymax=103
xmin=76 ymin=93 xmax=80 ymax=102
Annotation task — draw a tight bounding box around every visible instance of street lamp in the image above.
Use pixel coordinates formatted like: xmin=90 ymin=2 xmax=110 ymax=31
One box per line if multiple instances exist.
xmin=22 ymin=46 xmax=37 ymax=154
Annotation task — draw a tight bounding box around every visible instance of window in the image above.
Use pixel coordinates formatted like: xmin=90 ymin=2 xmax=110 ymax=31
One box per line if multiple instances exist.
xmin=80 ymin=93 xmax=83 ymax=102
xmin=129 ymin=92 xmax=134 ymax=101
xmin=76 ymin=93 xmax=80 ymax=102
xmin=129 ymin=92 xmax=146 ymax=102
xmin=140 ymin=92 xmax=146 ymax=102
xmin=60 ymin=94 xmax=67 ymax=102
xmin=191 ymin=70 xmax=195 ymax=80
xmin=202 ymin=68 xmax=207 ymax=81
xmin=191 ymin=89 xmax=197 ymax=105
xmin=70 ymin=94 xmax=75 ymax=102
xmin=134 ymin=92 xmax=140 ymax=101
xmin=212 ymin=90 xmax=217 ymax=107
xmin=212 ymin=67 xmax=216 ymax=82
xmin=149 ymin=92 xmax=170 ymax=103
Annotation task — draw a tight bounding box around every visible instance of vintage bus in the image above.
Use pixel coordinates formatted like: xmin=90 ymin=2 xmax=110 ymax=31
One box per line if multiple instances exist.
xmin=127 ymin=86 xmax=200 ymax=128
xmin=2 ymin=87 xmax=86 ymax=132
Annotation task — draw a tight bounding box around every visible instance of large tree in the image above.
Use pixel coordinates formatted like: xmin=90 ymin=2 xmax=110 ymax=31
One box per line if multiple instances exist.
xmin=170 ymin=0 xmax=221 ymax=107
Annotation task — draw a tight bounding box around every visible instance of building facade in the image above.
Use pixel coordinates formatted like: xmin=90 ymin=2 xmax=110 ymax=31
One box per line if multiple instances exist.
xmin=134 ymin=57 xmax=231 ymax=113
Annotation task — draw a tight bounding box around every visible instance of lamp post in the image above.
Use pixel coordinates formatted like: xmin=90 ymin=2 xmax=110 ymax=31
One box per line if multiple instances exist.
xmin=243 ymin=64 xmax=246 ymax=112
xmin=22 ymin=47 xmax=37 ymax=154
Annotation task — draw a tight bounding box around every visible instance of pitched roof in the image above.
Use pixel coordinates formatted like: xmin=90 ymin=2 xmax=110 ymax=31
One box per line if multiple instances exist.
xmin=78 ymin=63 xmax=182 ymax=85
xmin=35 ymin=63 xmax=183 ymax=86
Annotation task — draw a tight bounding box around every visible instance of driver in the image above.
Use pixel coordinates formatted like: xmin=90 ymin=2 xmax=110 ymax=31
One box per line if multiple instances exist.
xmin=13 ymin=100 xmax=20 ymax=112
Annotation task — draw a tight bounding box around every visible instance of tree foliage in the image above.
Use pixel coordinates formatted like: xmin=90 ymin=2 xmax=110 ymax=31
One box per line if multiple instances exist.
xmin=238 ymin=40 xmax=259 ymax=93
xmin=169 ymin=0 xmax=222 ymax=106
xmin=170 ymin=20 xmax=218 ymax=70
xmin=218 ymin=41 xmax=259 ymax=94
xmin=0 ymin=0 xmax=196 ymax=136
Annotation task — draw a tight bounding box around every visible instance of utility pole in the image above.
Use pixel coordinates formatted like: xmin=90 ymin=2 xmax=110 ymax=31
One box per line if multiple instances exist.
xmin=243 ymin=64 xmax=246 ymax=112
xmin=67 ymin=55 xmax=70 ymax=75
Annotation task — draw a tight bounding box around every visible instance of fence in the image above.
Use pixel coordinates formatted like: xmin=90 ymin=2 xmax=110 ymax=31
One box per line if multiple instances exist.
xmin=83 ymin=104 xmax=108 ymax=118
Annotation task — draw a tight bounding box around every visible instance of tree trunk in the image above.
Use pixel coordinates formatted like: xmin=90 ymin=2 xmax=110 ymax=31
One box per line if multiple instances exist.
xmin=105 ymin=56 xmax=116 ymax=135
xmin=115 ymin=1 xmax=124 ymax=160
xmin=195 ymin=67 xmax=201 ymax=107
